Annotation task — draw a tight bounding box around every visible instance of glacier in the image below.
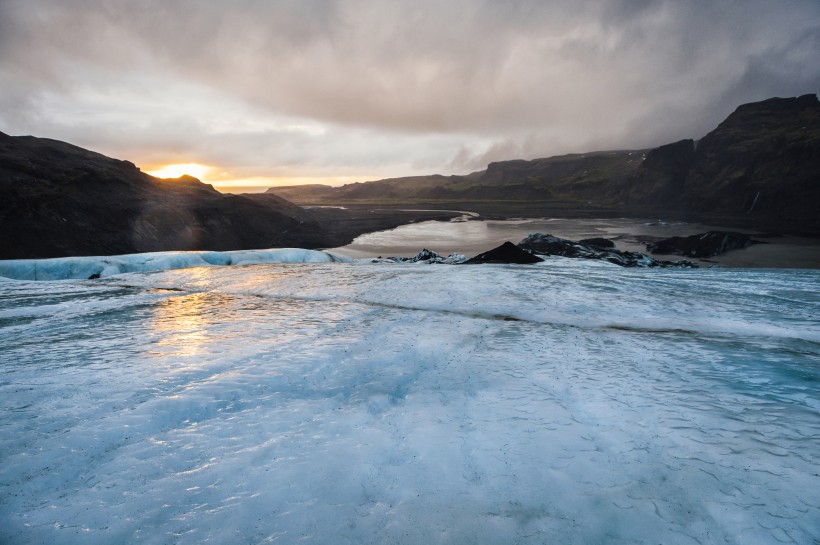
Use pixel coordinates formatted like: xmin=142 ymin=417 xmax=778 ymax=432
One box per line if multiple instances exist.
xmin=1 ymin=257 xmax=818 ymax=544
xmin=0 ymin=248 xmax=348 ymax=281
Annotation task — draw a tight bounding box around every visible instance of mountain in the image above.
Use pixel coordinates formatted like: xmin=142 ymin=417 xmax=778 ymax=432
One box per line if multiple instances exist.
xmin=0 ymin=132 xmax=328 ymax=259
xmin=270 ymin=150 xmax=645 ymax=207
xmin=269 ymin=95 xmax=820 ymax=233
xmin=3 ymin=94 xmax=817 ymax=260
xmin=631 ymin=95 xmax=820 ymax=228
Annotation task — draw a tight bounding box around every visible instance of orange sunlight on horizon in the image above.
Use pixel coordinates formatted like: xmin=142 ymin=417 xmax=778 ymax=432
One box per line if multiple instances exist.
xmin=143 ymin=162 xmax=379 ymax=193
xmin=146 ymin=163 xmax=212 ymax=180
xmin=213 ymin=175 xmax=377 ymax=193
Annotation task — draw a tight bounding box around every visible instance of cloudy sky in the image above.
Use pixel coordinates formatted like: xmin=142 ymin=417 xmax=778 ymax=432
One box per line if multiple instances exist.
xmin=1 ymin=0 xmax=818 ymax=192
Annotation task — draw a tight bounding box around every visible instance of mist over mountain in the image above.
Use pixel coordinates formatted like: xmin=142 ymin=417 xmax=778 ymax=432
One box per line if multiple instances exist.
xmin=270 ymin=95 xmax=820 ymax=233
xmin=1 ymin=94 xmax=818 ymax=261
xmin=626 ymin=94 xmax=820 ymax=228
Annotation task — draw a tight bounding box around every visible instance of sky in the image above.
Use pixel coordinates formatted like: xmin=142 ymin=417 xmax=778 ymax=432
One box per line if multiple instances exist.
xmin=1 ymin=0 xmax=818 ymax=193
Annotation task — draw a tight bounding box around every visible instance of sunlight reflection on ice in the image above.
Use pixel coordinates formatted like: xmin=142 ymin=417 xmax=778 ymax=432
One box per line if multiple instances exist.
xmin=0 ymin=261 xmax=818 ymax=545
xmin=151 ymin=292 xmax=214 ymax=358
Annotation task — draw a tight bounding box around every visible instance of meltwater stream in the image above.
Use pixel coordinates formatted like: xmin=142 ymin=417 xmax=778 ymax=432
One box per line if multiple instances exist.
xmin=1 ymin=258 xmax=818 ymax=544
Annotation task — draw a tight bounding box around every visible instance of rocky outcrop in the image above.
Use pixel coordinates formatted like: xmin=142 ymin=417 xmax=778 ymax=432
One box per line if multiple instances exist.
xmin=578 ymin=237 xmax=615 ymax=249
xmin=464 ymin=241 xmax=544 ymax=264
xmin=646 ymin=231 xmax=763 ymax=258
xmin=625 ymin=140 xmax=695 ymax=205
xmin=518 ymin=233 xmax=697 ymax=268
xmin=363 ymin=237 xmax=698 ymax=267
xmin=366 ymin=249 xmax=468 ymax=264
xmin=628 ymin=95 xmax=820 ymax=232
xmin=402 ymin=248 xmax=468 ymax=264
xmin=685 ymin=95 xmax=820 ymax=229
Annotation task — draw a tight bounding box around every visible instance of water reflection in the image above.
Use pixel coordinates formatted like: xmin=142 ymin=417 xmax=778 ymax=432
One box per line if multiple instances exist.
xmin=331 ymin=216 xmax=820 ymax=268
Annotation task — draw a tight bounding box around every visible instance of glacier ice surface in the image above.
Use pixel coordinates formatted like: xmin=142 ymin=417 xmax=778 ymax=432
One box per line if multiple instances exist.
xmin=0 ymin=258 xmax=818 ymax=544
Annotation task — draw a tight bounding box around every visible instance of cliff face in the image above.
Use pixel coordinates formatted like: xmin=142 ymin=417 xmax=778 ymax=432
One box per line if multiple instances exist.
xmin=0 ymin=133 xmax=326 ymax=259
xmin=687 ymin=95 xmax=820 ymax=226
xmin=269 ymin=150 xmax=644 ymax=206
xmin=628 ymin=94 xmax=820 ymax=230
xmin=268 ymin=95 xmax=820 ymax=232
xmin=469 ymin=94 xmax=820 ymax=231
xmin=476 ymin=151 xmax=643 ymax=205
xmin=3 ymin=95 xmax=817 ymax=260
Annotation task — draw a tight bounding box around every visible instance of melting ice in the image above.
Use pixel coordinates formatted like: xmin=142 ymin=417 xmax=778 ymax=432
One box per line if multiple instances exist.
xmin=1 ymin=256 xmax=818 ymax=544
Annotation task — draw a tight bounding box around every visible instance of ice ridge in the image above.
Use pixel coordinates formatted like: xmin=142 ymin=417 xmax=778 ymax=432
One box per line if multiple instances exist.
xmin=0 ymin=248 xmax=350 ymax=281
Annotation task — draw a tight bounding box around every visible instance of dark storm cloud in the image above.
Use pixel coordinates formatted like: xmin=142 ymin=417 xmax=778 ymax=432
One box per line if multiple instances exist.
xmin=0 ymin=0 xmax=818 ymax=176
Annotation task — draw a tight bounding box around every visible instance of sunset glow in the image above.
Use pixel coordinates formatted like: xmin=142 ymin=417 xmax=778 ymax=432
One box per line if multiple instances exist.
xmin=146 ymin=163 xmax=211 ymax=180
xmin=212 ymin=175 xmax=378 ymax=193
xmin=2 ymin=2 xmax=818 ymax=186
xmin=143 ymin=164 xmax=376 ymax=192
xmin=1 ymin=1 xmax=819 ymax=543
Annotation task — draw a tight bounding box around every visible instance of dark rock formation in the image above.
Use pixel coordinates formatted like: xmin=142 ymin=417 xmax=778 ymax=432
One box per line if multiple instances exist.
xmin=408 ymin=248 xmax=441 ymax=262
xmin=0 ymin=132 xmax=330 ymax=259
xmin=401 ymin=248 xmax=466 ymax=263
xmin=464 ymin=241 xmax=543 ymax=264
xmin=518 ymin=233 xmax=697 ymax=268
xmin=642 ymin=139 xmax=697 ymax=180
xmin=627 ymin=95 xmax=820 ymax=232
xmin=687 ymin=95 xmax=820 ymax=228
xmin=364 ymin=249 xmax=468 ymax=264
xmin=578 ymin=237 xmax=615 ymax=249
xmin=647 ymin=231 xmax=763 ymax=258
xmin=625 ymin=140 xmax=695 ymax=205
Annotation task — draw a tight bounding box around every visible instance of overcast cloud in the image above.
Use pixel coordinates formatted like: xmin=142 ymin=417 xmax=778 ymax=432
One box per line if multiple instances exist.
xmin=1 ymin=0 xmax=818 ymax=188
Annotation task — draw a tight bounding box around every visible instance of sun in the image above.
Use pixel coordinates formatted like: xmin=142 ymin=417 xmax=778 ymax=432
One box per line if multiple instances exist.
xmin=146 ymin=163 xmax=211 ymax=180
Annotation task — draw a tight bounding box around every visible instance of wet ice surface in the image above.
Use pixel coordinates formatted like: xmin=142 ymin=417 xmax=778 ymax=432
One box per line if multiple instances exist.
xmin=0 ymin=248 xmax=345 ymax=281
xmin=1 ymin=259 xmax=819 ymax=544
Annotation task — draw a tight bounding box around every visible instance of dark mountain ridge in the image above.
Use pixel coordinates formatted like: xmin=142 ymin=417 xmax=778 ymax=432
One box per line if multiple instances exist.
xmin=0 ymin=132 xmax=328 ymax=259
xmin=2 ymin=94 xmax=817 ymax=260
xmin=270 ymin=95 xmax=820 ymax=233
xmin=271 ymin=149 xmax=646 ymax=206
xmin=625 ymin=94 xmax=820 ymax=229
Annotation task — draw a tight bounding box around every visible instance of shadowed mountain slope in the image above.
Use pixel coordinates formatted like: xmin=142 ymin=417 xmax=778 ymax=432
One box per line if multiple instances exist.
xmin=625 ymin=95 xmax=820 ymax=230
xmin=3 ymin=95 xmax=817 ymax=260
xmin=270 ymin=150 xmax=645 ymax=207
xmin=0 ymin=133 xmax=327 ymax=259
xmin=269 ymin=95 xmax=820 ymax=233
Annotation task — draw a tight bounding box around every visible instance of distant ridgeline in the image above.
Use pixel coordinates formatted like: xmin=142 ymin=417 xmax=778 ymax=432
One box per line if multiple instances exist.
xmin=270 ymin=95 xmax=820 ymax=233
xmin=1 ymin=95 xmax=818 ymax=260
